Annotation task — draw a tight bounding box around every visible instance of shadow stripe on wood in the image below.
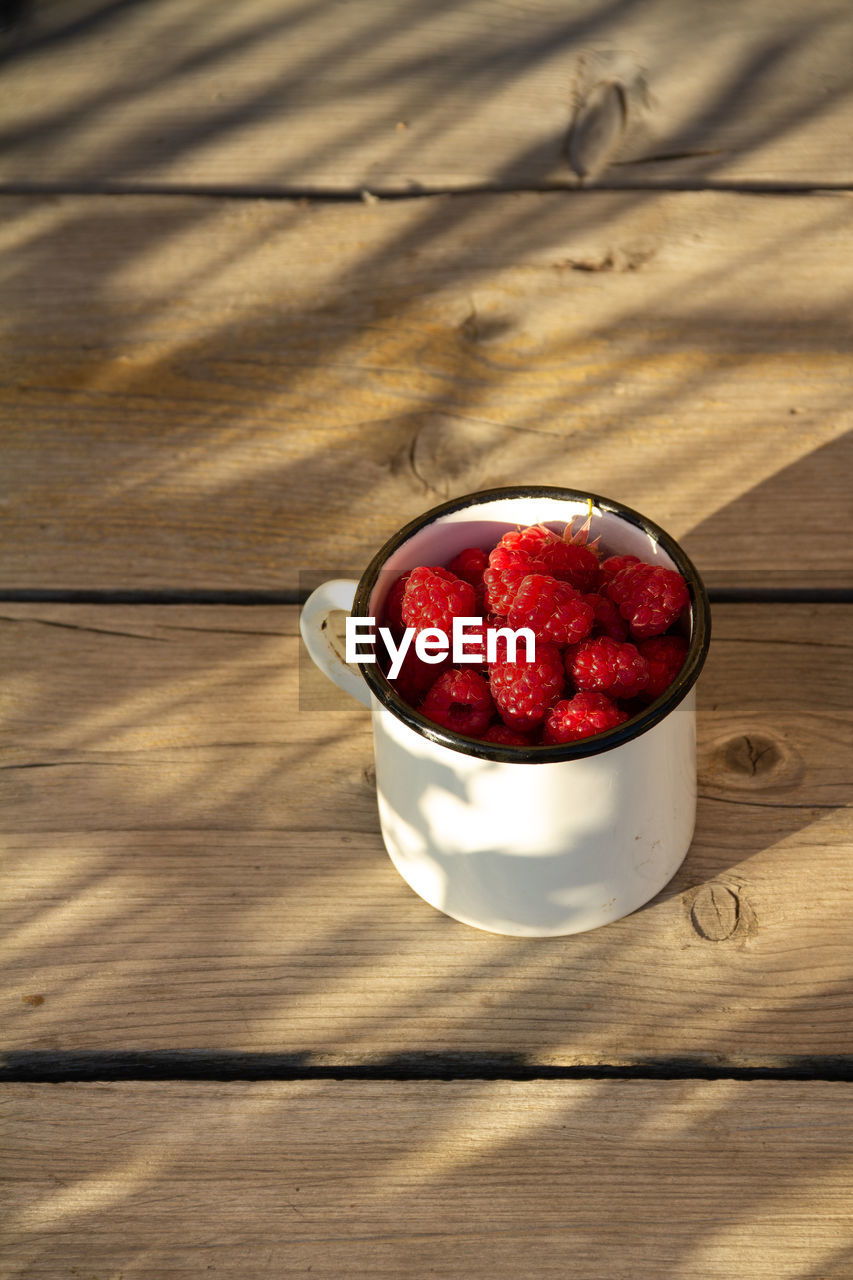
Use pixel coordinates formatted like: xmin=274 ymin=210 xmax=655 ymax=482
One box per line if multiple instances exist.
xmin=4 ymin=1081 xmax=852 ymax=1278
xmin=2 ymin=191 xmax=851 ymax=593
xmin=1 ymin=0 xmax=852 ymax=188
xmin=1 ymin=604 xmax=850 ymax=1066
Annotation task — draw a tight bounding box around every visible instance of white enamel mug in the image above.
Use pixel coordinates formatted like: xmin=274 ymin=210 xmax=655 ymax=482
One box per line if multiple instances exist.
xmin=300 ymin=487 xmax=711 ymax=937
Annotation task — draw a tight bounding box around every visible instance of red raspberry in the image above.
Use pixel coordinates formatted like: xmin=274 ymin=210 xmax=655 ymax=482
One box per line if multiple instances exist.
xmin=607 ymin=563 xmax=690 ymax=639
xmin=421 ymin=668 xmax=495 ymax=737
xmin=402 ymin=566 xmax=477 ymax=634
xmin=481 ymin=723 xmax=534 ymax=746
xmin=599 ymin=554 xmax=641 ymax=584
xmin=489 ymin=642 xmax=564 ymax=731
xmin=383 ymin=572 xmax=410 ymax=635
xmin=447 ymin=546 xmax=488 ymax=586
xmin=483 ymin=618 xmax=537 ymax=667
xmin=539 ymin=540 xmax=600 ymax=592
xmin=452 ymin=614 xmax=508 ymax=668
xmin=638 ymin=634 xmax=688 ymax=701
xmin=452 ymin=616 xmax=487 ymax=668
xmin=508 ymin=574 xmax=594 ymax=646
xmin=389 ymin=647 xmax=450 ymax=705
xmin=566 ymin=635 xmax=650 ymax=700
xmin=583 ymin=591 xmax=628 ymax=641
xmin=483 ymin=546 xmax=548 ymax=615
xmin=497 ymin=525 xmax=556 ymax=559
xmin=543 ymin=691 xmax=628 ymax=744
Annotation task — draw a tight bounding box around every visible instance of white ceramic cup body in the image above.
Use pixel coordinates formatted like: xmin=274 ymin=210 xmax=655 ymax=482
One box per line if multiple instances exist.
xmin=372 ymin=689 xmax=696 ymax=936
xmin=300 ymin=488 xmax=709 ymax=937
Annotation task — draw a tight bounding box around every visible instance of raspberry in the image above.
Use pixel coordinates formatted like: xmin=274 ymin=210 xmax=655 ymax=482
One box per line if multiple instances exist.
xmin=498 ymin=526 xmax=600 ymax=591
xmin=421 ymin=668 xmax=495 ymax=737
xmin=483 ymin=546 xmax=548 ymax=615
xmin=452 ymin=614 xmax=507 ymax=668
xmin=543 ymin=691 xmax=628 ymax=744
xmin=383 ymin=572 xmax=410 ymax=635
xmin=365 ymin=510 xmax=698 ymax=748
xmin=508 ymin=574 xmax=594 ymax=646
xmin=402 ymin=566 xmax=477 ymax=634
xmin=566 ymin=635 xmax=649 ymax=700
xmin=599 ymin=554 xmax=641 ymax=584
xmin=481 ymin=723 xmax=534 ymax=746
xmin=638 ymin=634 xmax=688 ymax=701
xmin=489 ymin=642 xmax=564 ymax=731
xmin=389 ymin=647 xmax=450 ymax=705
xmin=497 ymin=525 xmax=556 ymax=559
xmin=447 ymin=546 xmax=488 ymax=586
xmin=607 ymin=563 xmax=690 ymax=639
xmin=539 ymin=540 xmax=600 ymax=592
xmin=583 ymin=591 xmax=628 ymax=641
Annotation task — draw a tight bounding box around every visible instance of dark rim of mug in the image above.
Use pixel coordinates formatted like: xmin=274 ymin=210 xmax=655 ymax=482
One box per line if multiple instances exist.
xmin=352 ymin=485 xmax=711 ymax=763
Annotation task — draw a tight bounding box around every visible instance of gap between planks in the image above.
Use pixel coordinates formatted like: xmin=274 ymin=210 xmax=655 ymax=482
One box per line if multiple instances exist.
xmin=2 ymin=182 xmax=853 ymax=198
xmin=1 ymin=590 xmax=851 ymax=606
xmin=2 ymin=1052 xmax=852 ymax=1084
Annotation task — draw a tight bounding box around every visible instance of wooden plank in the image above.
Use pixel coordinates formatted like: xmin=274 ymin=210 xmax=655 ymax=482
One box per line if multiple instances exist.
xmin=1 ymin=192 xmax=851 ymax=593
xmin=1 ymin=0 xmax=852 ymax=190
xmin=2 ymin=603 xmax=850 ymax=1065
xmin=4 ymin=1080 xmax=852 ymax=1278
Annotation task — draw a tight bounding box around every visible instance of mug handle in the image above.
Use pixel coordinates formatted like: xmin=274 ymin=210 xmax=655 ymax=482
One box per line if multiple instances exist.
xmin=299 ymin=579 xmax=372 ymax=709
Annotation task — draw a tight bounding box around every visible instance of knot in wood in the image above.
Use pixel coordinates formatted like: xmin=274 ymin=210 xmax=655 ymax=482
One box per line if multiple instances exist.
xmin=565 ymin=79 xmax=628 ymax=180
xmin=690 ymin=884 xmax=740 ymax=941
xmin=725 ymin=733 xmax=781 ymax=777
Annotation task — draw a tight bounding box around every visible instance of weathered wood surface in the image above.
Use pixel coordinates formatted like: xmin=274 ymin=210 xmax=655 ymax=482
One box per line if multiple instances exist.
xmin=2 ymin=7 xmax=850 ymax=1271
xmin=4 ymin=1080 xmax=852 ymax=1278
xmin=2 ymin=603 xmax=850 ymax=1066
xmin=2 ymin=191 xmax=851 ymax=593
xmin=1 ymin=0 xmax=852 ymax=191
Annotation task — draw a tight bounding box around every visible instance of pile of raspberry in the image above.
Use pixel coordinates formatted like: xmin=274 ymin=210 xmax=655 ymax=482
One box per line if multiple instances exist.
xmin=381 ymin=521 xmax=690 ymax=745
